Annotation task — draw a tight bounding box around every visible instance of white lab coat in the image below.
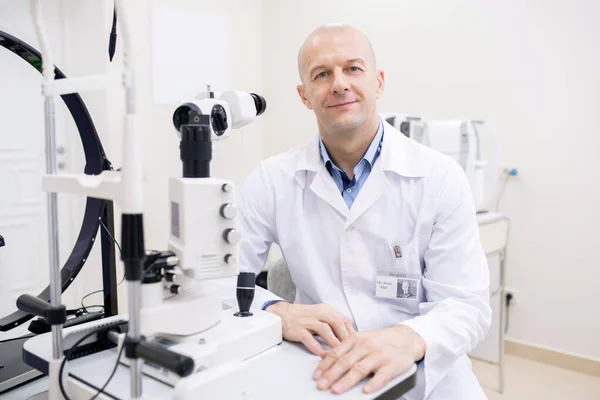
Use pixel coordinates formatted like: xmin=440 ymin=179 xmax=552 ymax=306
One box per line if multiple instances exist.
xmin=237 ymin=119 xmax=492 ymax=399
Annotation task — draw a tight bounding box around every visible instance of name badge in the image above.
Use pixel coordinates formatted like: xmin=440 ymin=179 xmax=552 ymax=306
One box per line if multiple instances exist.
xmin=375 ymin=270 xmax=420 ymax=300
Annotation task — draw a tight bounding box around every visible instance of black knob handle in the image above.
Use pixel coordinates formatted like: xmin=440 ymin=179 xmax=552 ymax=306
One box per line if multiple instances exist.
xmin=251 ymin=93 xmax=267 ymax=116
xmin=211 ymin=104 xmax=228 ymax=136
xmin=17 ymin=295 xmax=51 ymax=317
xmin=17 ymin=294 xmax=66 ymax=325
xmin=234 ymin=272 xmax=255 ymax=317
xmin=136 ymin=341 xmax=194 ymax=377
xmin=0 ymin=234 xmax=4 ymax=248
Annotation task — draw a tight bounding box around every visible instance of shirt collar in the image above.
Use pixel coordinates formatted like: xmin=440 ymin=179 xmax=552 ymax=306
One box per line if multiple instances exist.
xmin=318 ymin=118 xmax=384 ymax=171
xmin=294 ymin=115 xmax=428 ymax=188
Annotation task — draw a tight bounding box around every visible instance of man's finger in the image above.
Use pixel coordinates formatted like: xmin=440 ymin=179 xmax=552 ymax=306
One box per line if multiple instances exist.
xmin=316 ymin=345 xmax=370 ymax=391
xmin=308 ymin=320 xmax=340 ymax=350
xmin=327 ymin=319 xmax=350 ymax=342
xmin=313 ymin=334 xmax=358 ymax=380
xmin=331 ymin=353 xmax=384 ymax=395
xmin=315 ymin=307 xmax=350 ymax=341
xmin=345 ymin=319 xmax=356 ymax=335
xmin=363 ymin=365 xmax=396 ymax=394
xmin=298 ymin=330 xmax=327 ymax=357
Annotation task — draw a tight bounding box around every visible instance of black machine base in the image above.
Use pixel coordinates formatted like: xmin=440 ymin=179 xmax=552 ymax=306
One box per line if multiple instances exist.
xmin=0 ymin=336 xmax=42 ymax=394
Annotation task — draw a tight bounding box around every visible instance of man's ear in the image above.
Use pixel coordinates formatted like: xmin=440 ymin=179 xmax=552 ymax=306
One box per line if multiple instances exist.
xmin=296 ymin=84 xmax=313 ymax=110
xmin=375 ymin=69 xmax=385 ymax=99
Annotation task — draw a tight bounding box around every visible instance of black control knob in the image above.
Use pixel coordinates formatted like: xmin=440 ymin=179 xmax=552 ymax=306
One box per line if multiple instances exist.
xmin=169 ymin=284 xmax=182 ymax=295
xmin=211 ymin=104 xmax=228 ymax=136
xmin=250 ymin=93 xmax=267 ymax=116
xmin=234 ymin=272 xmax=255 ymax=317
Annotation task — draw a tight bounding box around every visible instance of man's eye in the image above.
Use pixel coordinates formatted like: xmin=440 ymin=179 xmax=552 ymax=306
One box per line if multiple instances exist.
xmin=348 ymin=66 xmax=361 ymax=72
xmin=316 ymin=71 xmax=329 ymax=79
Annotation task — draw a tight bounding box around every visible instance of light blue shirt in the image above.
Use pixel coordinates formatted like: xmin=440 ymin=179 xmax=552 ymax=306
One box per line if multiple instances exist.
xmin=319 ymin=119 xmax=384 ymax=208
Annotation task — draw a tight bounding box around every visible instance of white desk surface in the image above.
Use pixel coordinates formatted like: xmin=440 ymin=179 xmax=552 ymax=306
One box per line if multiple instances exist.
xmin=1 ymin=340 xmax=417 ymax=400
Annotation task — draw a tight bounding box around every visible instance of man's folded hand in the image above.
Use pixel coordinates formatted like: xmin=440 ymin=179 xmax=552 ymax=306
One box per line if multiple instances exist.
xmin=313 ymin=325 xmax=425 ymax=395
xmin=265 ymin=302 xmax=355 ymax=357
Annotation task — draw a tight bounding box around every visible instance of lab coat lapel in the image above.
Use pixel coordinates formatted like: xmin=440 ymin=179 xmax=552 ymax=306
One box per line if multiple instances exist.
xmin=308 ymin=166 xmax=350 ymax=218
xmin=346 ymin=163 xmax=388 ymax=227
xmin=295 ymin=134 xmax=349 ymax=218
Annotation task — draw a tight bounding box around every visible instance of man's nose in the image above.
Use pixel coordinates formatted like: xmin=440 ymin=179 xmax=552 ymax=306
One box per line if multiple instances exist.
xmin=331 ymin=71 xmax=350 ymax=94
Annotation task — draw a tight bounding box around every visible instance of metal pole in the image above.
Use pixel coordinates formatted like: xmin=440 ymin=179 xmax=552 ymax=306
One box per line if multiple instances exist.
xmin=498 ymin=248 xmax=506 ymax=394
xmin=128 ymin=279 xmax=143 ymax=398
xmin=45 ymin=95 xmax=63 ymax=360
xmin=101 ymin=201 xmax=118 ymax=316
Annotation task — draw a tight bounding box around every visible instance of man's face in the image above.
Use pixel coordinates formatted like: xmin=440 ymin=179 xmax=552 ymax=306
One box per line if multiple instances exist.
xmin=402 ymin=281 xmax=410 ymax=294
xmin=297 ymin=28 xmax=384 ymax=135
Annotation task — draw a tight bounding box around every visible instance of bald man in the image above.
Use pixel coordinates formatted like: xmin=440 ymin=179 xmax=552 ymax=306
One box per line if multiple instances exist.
xmin=237 ymin=24 xmax=491 ymax=399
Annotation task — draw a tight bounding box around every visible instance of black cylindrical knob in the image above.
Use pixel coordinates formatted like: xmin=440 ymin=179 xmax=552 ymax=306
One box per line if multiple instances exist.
xmin=135 ymin=341 xmax=194 ymax=377
xmin=250 ymin=93 xmax=267 ymax=116
xmin=169 ymin=284 xmax=181 ymax=295
xmin=211 ymin=104 xmax=228 ymax=136
xmin=234 ymin=272 xmax=255 ymax=317
xmin=17 ymin=295 xmax=52 ymax=317
xmin=17 ymin=294 xmax=66 ymax=325
xmin=180 ymin=124 xmax=212 ymax=178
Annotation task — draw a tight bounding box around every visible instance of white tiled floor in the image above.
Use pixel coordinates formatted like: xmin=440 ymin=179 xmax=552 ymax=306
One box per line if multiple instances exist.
xmin=471 ymin=355 xmax=600 ymax=400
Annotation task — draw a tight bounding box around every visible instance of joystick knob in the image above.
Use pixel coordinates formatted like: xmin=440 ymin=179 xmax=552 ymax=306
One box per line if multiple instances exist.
xmin=234 ymin=272 xmax=255 ymax=317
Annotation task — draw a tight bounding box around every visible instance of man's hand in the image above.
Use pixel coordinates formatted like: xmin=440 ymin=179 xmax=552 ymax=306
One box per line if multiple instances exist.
xmin=265 ymin=302 xmax=355 ymax=357
xmin=312 ymin=325 xmax=426 ymax=395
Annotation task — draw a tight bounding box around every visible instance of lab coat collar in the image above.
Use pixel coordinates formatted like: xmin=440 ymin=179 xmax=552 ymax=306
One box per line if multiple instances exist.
xmin=294 ymin=116 xmax=428 ymax=186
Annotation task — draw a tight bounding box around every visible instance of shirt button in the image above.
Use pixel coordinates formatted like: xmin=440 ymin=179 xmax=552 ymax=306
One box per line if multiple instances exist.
xmin=346 ymin=188 xmax=352 ymax=193
xmin=346 ymin=226 xmax=354 ymax=232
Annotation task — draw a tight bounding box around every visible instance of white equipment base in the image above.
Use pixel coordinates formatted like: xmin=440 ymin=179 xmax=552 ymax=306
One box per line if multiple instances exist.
xmin=66 ymin=342 xmax=416 ymax=399
xmin=19 ymin=315 xmax=417 ymax=399
xmin=121 ymin=307 xmax=282 ymax=386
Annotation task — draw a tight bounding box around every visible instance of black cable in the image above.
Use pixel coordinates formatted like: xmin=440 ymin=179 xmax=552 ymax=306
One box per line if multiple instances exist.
xmin=79 ymin=221 xmax=125 ymax=313
xmin=495 ymin=174 xmax=510 ymax=211
xmin=504 ymin=292 xmax=513 ymax=334
xmin=59 ymin=328 xmax=126 ymax=400
xmin=99 ymin=219 xmax=122 ymax=254
xmin=108 ymin=6 xmax=118 ymax=62
xmin=89 ymin=336 xmax=125 ymax=400
xmin=81 ymin=290 xmax=104 ymax=314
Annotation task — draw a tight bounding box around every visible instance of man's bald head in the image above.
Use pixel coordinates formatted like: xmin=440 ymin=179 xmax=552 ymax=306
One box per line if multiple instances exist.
xmin=295 ymin=23 xmax=385 ymax=139
xmin=297 ymin=24 xmax=376 ymax=83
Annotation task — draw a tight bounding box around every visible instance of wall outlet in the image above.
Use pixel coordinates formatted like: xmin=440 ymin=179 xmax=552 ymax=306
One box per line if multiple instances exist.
xmin=500 ymin=163 xmax=519 ymax=177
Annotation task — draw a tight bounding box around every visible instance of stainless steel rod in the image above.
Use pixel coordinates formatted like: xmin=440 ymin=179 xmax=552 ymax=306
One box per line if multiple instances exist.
xmin=44 ymin=95 xmax=63 ymax=360
xmin=128 ymin=279 xmax=143 ymax=398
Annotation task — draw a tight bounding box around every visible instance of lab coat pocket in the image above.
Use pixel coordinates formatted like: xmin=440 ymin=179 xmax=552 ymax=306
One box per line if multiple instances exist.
xmin=384 ymin=239 xmax=422 ymax=276
xmin=374 ymin=239 xmax=423 ymax=312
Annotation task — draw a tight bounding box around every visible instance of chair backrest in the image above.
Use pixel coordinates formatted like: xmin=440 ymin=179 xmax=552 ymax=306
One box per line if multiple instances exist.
xmin=266 ymin=258 xmax=296 ymax=303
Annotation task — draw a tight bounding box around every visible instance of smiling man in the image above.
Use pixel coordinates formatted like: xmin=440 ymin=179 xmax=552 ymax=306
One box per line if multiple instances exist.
xmin=237 ymin=24 xmax=491 ymax=399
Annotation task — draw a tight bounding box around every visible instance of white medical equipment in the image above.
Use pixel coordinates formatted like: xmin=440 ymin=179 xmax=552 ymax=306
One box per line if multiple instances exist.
xmin=16 ymin=2 xmax=283 ymax=399
xmin=380 ymin=112 xmax=501 ymax=211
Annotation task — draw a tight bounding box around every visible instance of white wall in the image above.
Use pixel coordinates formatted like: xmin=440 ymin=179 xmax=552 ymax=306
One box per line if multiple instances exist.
xmin=261 ymin=0 xmax=600 ymax=360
